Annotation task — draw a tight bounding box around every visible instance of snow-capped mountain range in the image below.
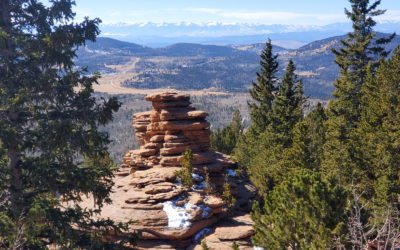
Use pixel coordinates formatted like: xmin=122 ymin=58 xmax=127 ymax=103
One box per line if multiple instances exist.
xmin=99 ymin=22 xmax=400 ymax=48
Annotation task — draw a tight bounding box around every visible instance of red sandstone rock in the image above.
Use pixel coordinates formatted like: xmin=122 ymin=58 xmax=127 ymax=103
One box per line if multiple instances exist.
xmin=150 ymin=135 xmax=165 ymax=143
xmin=160 ymin=110 xmax=208 ymax=121
xmin=152 ymin=101 xmax=192 ymax=110
xmin=204 ymin=196 xmax=225 ymax=208
xmin=148 ymin=121 xmax=210 ymax=132
xmin=146 ymin=92 xmax=190 ymax=102
xmin=77 ymin=92 xmax=255 ymax=249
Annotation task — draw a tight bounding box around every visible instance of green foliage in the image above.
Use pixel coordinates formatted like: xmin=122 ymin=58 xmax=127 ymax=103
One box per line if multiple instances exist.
xmin=248 ymin=39 xmax=279 ymax=134
xmin=222 ymin=174 xmax=236 ymax=210
xmin=323 ymin=0 xmax=394 ymax=186
xmin=246 ymin=1 xmax=400 ymax=248
xmin=252 ymin=170 xmax=347 ymax=250
xmin=203 ymin=167 xmax=215 ymax=195
xmin=231 ymin=241 xmax=240 ymax=250
xmin=0 ymin=0 xmax=131 ymax=248
xmin=211 ymin=109 xmax=243 ymax=155
xmin=176 ymin=149 xmax=194 ymax=188
xmin=357 ymin=47 xmax=400 ymax=218
xmin=201 ymin=240 xmax=210 ymax=250
xmin=284 ymin=103 xmax=327 ymax=172
xmin=246 ymin=60 xmax=305 ymax=194
xmin=269 ymin=60 xmax=305 ymax=147
xmin=234 ymin=39 xmax=279 ymax=168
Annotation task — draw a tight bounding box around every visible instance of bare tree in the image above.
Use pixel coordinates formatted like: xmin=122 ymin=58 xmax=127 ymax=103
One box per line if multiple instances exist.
xmin=347 ymin=189 xmax=400 ymax=250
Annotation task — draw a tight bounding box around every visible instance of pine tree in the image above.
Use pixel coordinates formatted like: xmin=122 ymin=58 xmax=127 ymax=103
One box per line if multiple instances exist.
xmin=176 ymin=149 xmax=194 ymax=188
xmin=285 ymin=103 xmax=327 ymax=171
xmin=203 ymin=167 xmax=214 ymax=195
xmin=210 ymin=109 xmax=243 ymax=155
xmin=252 ymin=170 xmax=347 ymax=249
xmin=222 ymin=174 xmax=236 ymax=210
xmin=248 ymin=39 xmax=279 ymax=134
xmin=269 ymin=60 xmax=304 ymax=147
xmin=0 ymin=1 xmax=128 ymax=248
xmin=248 ymin=60 xmax=305 ymax=194
xmin=358 ymin=47 xmax=400 ymax=220
xmin=231 ymin=241 xmax=240 ymax=250
xmin=323 ymin=0 xmax=394 ymax=186
xmin=234 ymin=39 xmax=279 ymax=168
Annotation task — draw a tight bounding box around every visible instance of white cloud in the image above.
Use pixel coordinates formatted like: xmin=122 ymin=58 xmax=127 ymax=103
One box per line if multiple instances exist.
xmin=185 ymin=8 xmax=223 ymax=14
xmin=184 ymin=8 xmax=400 ymax=25
xmin=376 ymin=10 xmax=400 ymax=22
xmin=185 ymin=8 xmax=346 ymax=25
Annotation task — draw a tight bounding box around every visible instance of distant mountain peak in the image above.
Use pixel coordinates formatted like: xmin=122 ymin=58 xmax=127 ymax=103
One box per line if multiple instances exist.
xmin=98 ymin=22 xmax=400 ymax=49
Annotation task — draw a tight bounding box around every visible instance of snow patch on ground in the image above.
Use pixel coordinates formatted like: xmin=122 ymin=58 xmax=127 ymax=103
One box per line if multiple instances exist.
xmin=253 ymin=247 xmax=265 ymax=250
xmin=227 ymin=169 xmax=236 ymax=177
xmin=194 ymin=227 xmax=212 ymax=242
xmin=163 ymin=201 xmax=193 ymax=228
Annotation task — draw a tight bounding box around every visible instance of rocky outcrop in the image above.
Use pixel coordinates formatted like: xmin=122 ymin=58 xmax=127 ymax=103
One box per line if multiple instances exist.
xmin=80 ymin=92 xmax=256 ymax=249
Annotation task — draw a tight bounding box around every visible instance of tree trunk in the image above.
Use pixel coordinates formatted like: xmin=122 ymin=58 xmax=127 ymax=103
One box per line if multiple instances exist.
xmin=1 ymin=1 xmax=26 ymax=249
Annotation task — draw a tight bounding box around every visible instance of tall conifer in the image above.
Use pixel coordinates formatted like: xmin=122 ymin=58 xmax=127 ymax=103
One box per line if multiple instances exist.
xmin=211 ymin=109 xmax=243 ymax=155
xmin=248 ymin=39 xmax=279 ymax=134
xmin=0 ymin=1 xmax=125 ymax=248
xmin=235 ymin=39 xmax=278 ymax=168
xmin=285 ymin=103 xmax=327 ymax=172
xmin=359 ymin=47 xmax=400 ymax=217
xmin=270 ymin=60 xmax=304 ymax=147
xmin=249 ymin=60 xmax=304 ymax=194
xmin=323 ymin=0 xmax=394 ymax=186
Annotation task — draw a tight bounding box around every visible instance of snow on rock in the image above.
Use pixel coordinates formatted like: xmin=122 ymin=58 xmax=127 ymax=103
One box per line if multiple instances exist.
xmin=253 ymin=247 xmax=265 ymax=250
xmin=163 ymin=201 xmax=192 ymax=228
xmin=192 ymin=181 xmax=206 ymax=190
xmin=175 ymin=177 xmax=182 ymax=186
xmin=193 ymin=227 xmax=212 ymax=242
xmin=192 ymin=173 xmax=204 ymax=182
xmin=227 ymin=169 xmax=236 ymax=177
xmin=201 ymin=206 xmax=212 ymax=218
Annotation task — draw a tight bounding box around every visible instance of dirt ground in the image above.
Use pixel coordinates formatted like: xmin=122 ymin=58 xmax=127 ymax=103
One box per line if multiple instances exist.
xmin=94 ymin=71 xmax=229 ymax=96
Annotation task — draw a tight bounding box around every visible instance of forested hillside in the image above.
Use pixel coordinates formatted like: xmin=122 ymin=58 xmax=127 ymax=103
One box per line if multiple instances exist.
xmin=76 ymin=34 xmax=400 ymax=98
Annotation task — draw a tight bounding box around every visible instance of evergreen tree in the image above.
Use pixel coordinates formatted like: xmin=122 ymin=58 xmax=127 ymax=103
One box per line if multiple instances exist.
xmin=210 ymin=109 xmax=243 ymax=155
xmin=358 ymin=47 xmax=400 ymax=220
xmin=176 ymin=149 xmax=194 ymax=188
xmin=323 ymin=0 xmax=394 ymax=186
xmin=269 ymin=60 xmax=304 ymax=148
xmin=248 ymin=39 xmax=279 ymax=134
xmin=0 ymin=1 xmax=126 ymax=248
xmin=248 ymin=60 xmax=304 ymax=194
xmin=203 ymin=167 xmax=215 ymax=195
xmin=234 ymin=39 xmax=278 ymax=168
xmin=231 ymin=241 xmax=240 ymax=250
xmin=285 ymin=103 xmax=327 ymax=171
xmin=222 ymin=174 xmax=236 ymax=210
xmin=252 ymin=170 xmax=347 ymax=250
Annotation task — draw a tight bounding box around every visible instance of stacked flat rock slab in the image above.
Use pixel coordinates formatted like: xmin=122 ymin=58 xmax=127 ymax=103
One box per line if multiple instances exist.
xmin=80 ymin=92 xmax=255 ymax=249
xmin=121 ymin=92 xmax=213 ymax=172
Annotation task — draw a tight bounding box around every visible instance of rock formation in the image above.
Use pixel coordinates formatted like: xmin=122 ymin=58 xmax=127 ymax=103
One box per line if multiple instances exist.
xmin=81 ymin=92 xmax=255 ymax=249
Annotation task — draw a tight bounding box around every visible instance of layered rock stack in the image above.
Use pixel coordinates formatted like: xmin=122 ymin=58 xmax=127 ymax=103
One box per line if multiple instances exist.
xmin=119 ymin=93 xmax=234 ymax=191
xmin=80 ymin=92 xmax=255 ymax=249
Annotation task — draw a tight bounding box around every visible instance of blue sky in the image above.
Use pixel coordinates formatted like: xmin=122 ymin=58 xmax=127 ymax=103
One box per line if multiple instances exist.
xmin=72 ymin=0 xmax=400 ymax=25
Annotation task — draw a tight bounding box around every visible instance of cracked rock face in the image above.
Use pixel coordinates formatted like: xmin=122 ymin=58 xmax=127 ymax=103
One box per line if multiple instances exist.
xmin=79 ymin=92 xmax=255 ymax=249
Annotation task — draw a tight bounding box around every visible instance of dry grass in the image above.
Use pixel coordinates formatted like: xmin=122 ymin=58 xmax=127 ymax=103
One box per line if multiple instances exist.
xmin=94 ymin=74 xmax=230 ymax=96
